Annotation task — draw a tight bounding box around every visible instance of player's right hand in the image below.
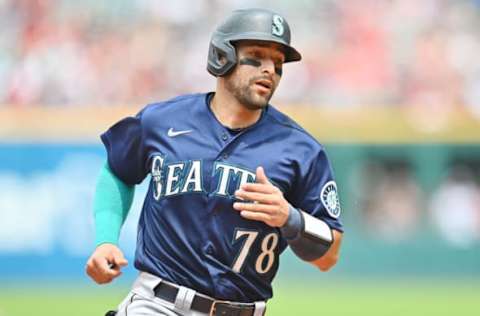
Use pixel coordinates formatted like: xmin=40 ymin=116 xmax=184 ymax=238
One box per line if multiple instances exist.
xmin=85 ymin=243 xmax=128 ymax=284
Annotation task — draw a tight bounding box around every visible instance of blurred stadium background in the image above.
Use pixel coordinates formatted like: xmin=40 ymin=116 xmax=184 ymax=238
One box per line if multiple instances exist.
xmin=1 ymin=0 xmax=480 ymax=315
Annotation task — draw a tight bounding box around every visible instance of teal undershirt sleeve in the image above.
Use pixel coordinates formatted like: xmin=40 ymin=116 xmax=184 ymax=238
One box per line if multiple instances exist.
xmin=94 ymin=162 xmax=135 ymax=246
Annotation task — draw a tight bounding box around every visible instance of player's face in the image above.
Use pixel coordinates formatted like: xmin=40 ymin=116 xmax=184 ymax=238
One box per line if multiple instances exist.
xmin=224 ymin=41 xmax=285 ymax=111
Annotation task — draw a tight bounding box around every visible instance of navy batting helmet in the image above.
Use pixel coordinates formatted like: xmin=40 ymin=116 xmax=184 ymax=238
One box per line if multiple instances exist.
xmin=207 ymin=8 xmax=302 ymax=77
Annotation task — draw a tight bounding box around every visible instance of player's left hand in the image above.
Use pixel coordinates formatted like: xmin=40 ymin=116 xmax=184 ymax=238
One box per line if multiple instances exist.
xmin=233 ymin=166 xmax=289 ymax=227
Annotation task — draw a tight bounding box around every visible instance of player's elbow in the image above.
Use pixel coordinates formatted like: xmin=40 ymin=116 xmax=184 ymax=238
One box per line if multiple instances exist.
xmin=313 ymin=253 xmax=339 ymax=272
xmin=315 ymin=230 xmax=343 ymax=271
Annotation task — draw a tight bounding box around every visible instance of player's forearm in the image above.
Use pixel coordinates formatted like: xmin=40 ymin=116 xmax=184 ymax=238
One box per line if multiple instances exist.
xmin=280 ymin=205 xmax=339 ymax=267
xmin=309 ymin=230 xmax=342 ymax=271
xmin=94 ymin=162 xmax=135 ymax=246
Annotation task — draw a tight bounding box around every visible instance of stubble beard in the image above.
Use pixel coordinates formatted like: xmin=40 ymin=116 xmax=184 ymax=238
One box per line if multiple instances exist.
xmin=226 ymin=76 xmax=275 ymax=111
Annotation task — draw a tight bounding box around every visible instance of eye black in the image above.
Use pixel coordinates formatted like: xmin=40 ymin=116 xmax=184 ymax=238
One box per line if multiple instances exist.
xmin=239 ymin=57 xmax=283 ymax=76
xmin=239 ymin=58 xmax=261 ymax=67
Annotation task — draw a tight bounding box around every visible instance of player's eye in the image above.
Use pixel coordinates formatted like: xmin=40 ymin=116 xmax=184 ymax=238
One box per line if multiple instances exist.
xmin=253 ymin=51 xmax=264 ymax=59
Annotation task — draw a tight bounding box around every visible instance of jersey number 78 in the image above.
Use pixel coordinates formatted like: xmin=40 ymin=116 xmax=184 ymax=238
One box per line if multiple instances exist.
xmin=231 ymin=229 xmax=279 ymax=274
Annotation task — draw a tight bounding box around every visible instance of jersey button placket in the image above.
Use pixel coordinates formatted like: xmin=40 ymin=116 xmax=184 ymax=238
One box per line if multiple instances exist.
xmin=220 ymin=131 xmax=231 ymax=160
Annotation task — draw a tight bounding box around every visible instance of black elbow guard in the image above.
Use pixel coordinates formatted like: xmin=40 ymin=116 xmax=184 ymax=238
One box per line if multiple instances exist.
xmin=288 ymin=210 xmax=334 ymax=261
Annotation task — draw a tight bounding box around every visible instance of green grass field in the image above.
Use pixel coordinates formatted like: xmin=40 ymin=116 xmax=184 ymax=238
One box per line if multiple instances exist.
xmin=0 ymin=279 xmax=479 ymax=316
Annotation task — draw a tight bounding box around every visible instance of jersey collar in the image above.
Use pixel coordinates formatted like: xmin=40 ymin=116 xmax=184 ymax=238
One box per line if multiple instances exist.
xmin=204 ymin=92 xmax=269 ymax=133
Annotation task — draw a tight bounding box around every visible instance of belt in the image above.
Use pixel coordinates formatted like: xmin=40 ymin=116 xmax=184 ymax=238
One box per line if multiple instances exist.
xmin=153 ymin=282 xmax=259 ymax=316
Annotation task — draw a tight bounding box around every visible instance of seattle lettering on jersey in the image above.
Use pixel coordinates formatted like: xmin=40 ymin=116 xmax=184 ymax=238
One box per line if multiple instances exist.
xmin=151 ymin=155 xmax=255 ymax=200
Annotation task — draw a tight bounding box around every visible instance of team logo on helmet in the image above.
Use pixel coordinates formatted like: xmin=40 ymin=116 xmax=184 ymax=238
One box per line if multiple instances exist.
xmin=272 ymin=15 xmax=285 ymax=37
xmin=320 ymin=181 xmax=341 ymax=218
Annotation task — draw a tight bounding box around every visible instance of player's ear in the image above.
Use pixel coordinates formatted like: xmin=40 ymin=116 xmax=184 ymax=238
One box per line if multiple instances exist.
xmin=218 ymin=53 xmax=227 ymax=66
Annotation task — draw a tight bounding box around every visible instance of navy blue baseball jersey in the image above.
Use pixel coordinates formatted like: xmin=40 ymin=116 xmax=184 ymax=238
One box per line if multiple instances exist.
xmin=101 ymin=92 xmax=343 ymax=302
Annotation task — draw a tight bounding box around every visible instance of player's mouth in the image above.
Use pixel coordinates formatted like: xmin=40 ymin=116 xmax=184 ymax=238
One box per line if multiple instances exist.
xmin=254 ymin=79 xmax=273 ymax=94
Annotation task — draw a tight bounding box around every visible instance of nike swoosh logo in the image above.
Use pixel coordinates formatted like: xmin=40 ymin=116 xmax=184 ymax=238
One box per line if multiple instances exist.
xmin=167 ymin=128 xmax=192 ymax=137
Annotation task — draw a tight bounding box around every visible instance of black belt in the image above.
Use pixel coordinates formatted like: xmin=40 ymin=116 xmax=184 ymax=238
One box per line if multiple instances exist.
xmin=153 ymin=282 xmax=259 ymax=316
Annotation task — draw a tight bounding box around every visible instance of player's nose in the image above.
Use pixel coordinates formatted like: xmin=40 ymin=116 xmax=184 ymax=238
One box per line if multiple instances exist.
xmin=260 ymin=59 xmax=276 ymax=76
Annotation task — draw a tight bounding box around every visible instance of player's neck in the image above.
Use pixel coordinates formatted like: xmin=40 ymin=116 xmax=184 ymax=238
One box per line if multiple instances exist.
xmin=210 ymin=90 xmax=262 ymax=130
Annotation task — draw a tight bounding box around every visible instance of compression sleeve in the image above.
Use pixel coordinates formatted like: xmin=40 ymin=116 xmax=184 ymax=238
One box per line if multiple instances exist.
xmin=94 ymin=162 xmax=135 ymax=246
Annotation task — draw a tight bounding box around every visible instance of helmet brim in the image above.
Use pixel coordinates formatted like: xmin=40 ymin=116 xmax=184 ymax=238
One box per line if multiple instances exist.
xmin=227 ymin=34 xmax=302 ymax=63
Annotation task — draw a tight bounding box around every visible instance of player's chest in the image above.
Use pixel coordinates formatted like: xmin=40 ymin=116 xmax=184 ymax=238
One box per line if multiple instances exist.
xmin=148 ymin=132 xmax=295 ymax=199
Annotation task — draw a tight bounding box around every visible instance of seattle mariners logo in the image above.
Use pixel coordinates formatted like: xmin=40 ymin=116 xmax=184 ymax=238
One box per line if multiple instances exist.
xmin=272 ymin=15 xmax=284 ymax=37
xmin=320 ymin=181 xmax=341 ymax=218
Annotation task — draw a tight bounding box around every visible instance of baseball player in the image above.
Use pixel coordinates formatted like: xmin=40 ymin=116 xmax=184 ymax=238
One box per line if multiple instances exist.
xmin=86 ymin=8 xmax=343 ymax=316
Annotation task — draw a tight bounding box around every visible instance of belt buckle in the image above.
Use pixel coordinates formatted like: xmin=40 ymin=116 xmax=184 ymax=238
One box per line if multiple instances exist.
xmin=209 ymin=300 xmax=222 ymax=316
xmin=209 ymin=300 xmax=252 ymax=316
xmin=209 ymin=299 xmax=230 ymax=316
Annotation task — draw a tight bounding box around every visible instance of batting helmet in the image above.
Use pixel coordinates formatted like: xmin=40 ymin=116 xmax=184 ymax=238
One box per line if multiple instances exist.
xmin=207 ymin=8 xmax=302 ymax=77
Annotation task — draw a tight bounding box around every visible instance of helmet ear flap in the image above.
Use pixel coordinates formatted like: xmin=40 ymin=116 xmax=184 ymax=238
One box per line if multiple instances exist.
xmin=207 ymin=37 xmax=238 ymax=77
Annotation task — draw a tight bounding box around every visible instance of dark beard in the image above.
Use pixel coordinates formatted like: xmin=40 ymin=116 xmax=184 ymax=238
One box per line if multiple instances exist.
xmin=226 ymin=76 xmax=274 ymax=111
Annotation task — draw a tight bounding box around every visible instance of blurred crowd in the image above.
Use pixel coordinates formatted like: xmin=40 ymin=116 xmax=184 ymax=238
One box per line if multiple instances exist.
xmin=356 ymin=160 xmax=480 ymax=248
xmin=1 ymin=0 xmax=480 ymax=112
